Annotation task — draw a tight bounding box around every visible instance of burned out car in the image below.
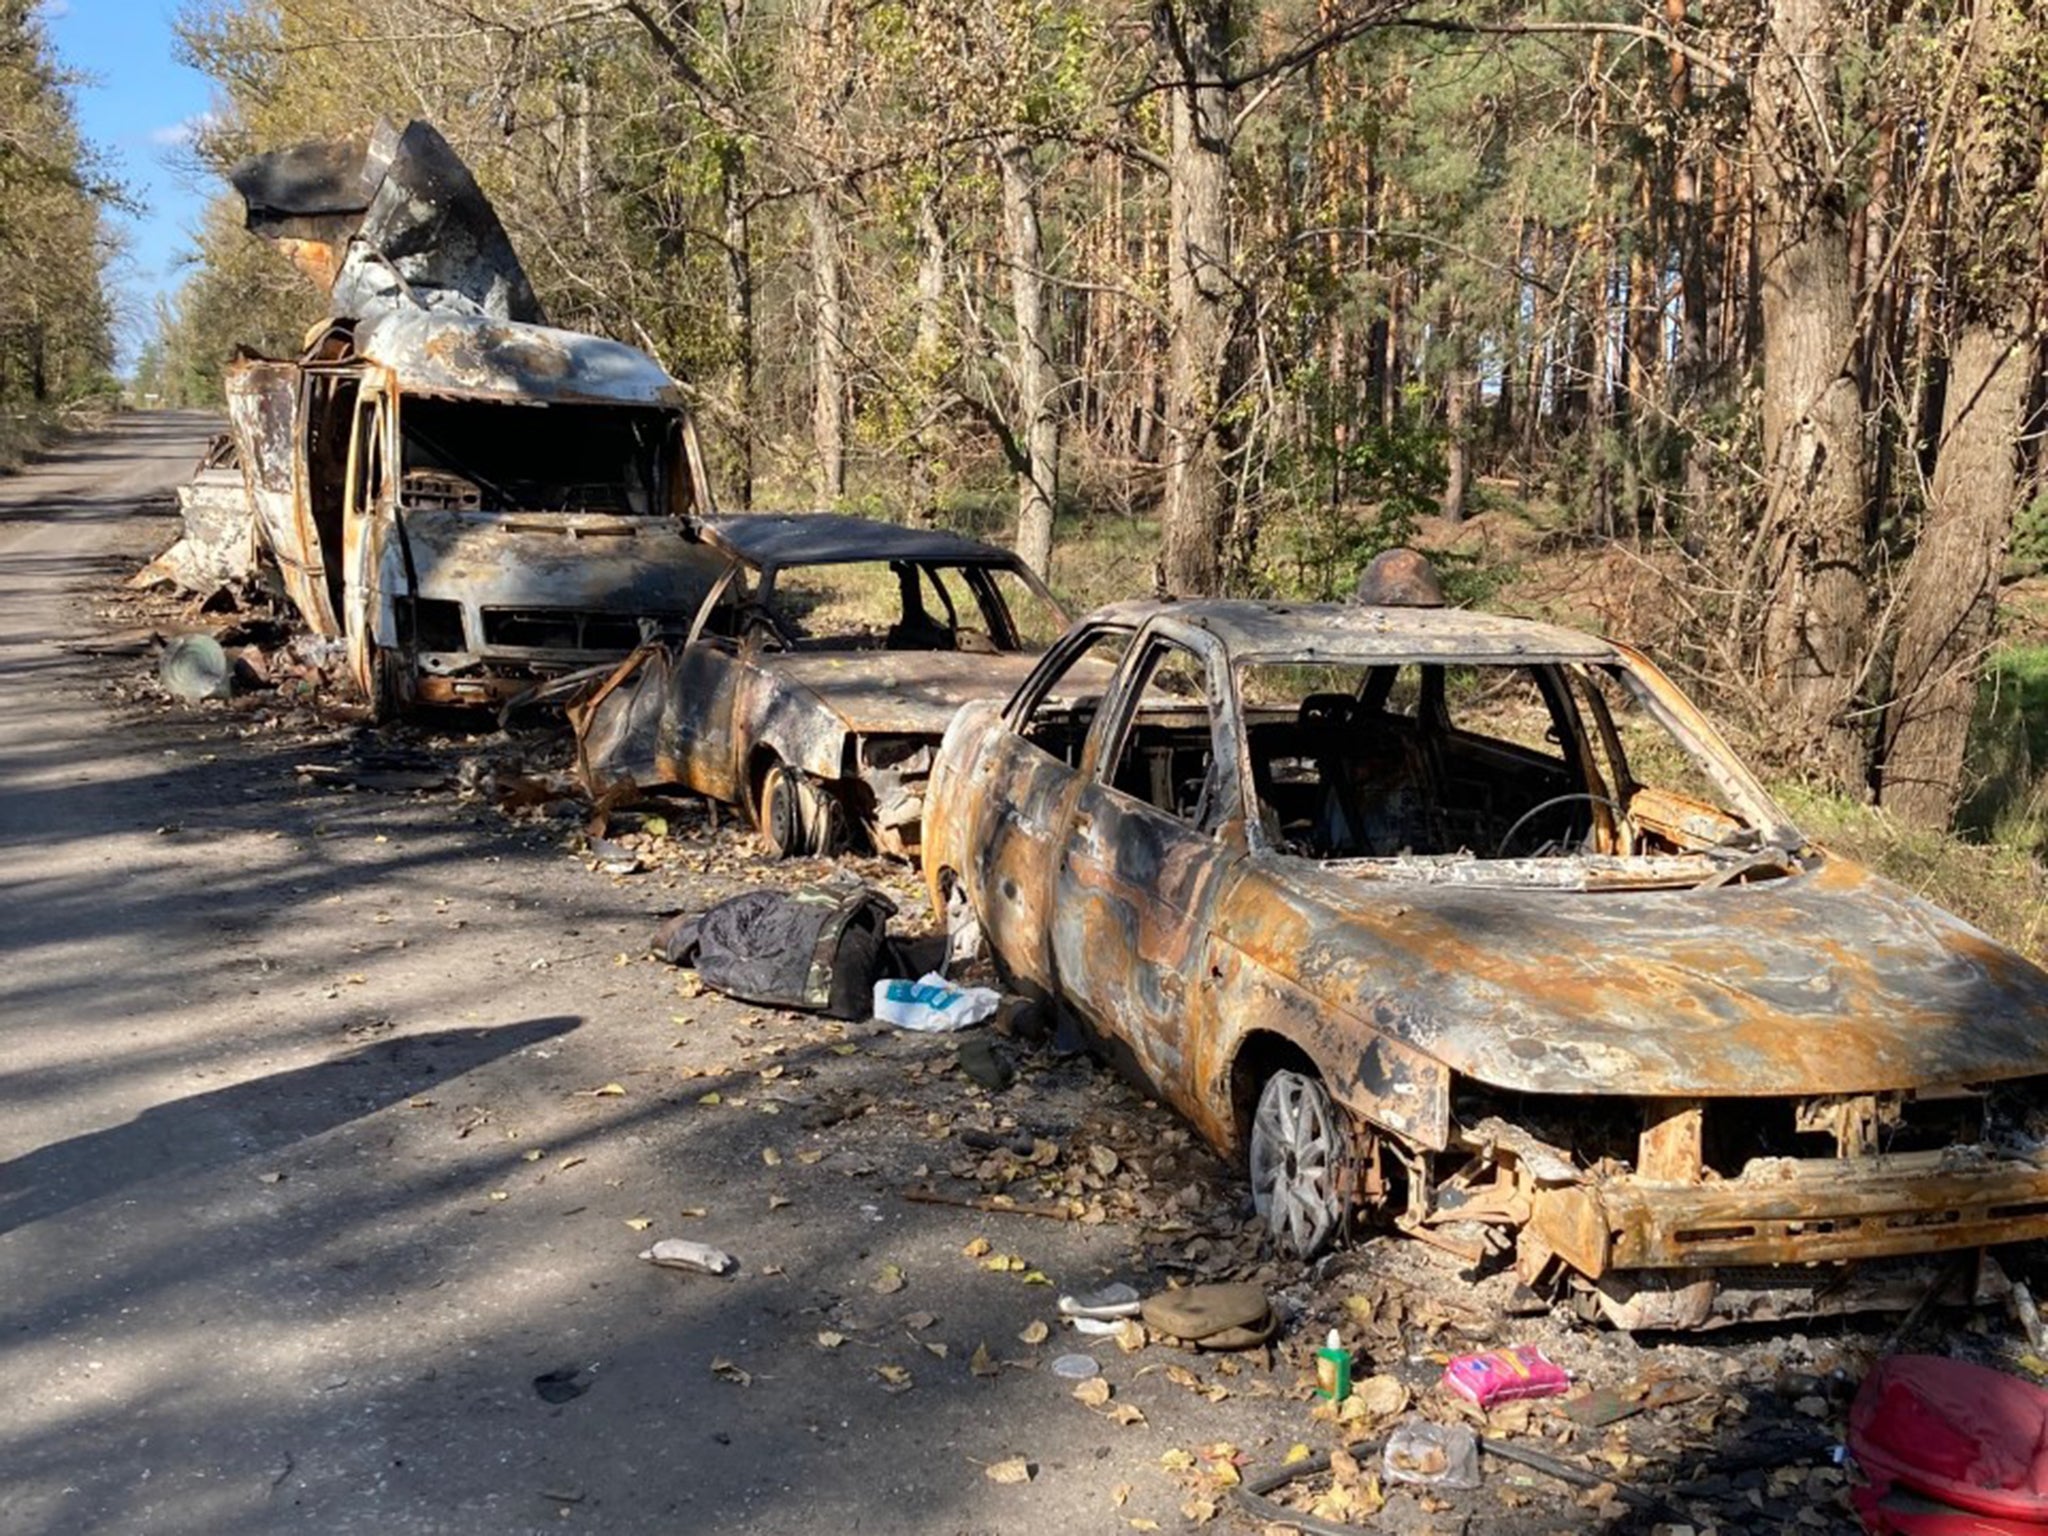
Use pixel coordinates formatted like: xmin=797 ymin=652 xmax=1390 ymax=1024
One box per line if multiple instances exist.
xmin=573 ymin=514 xmax=1067 ymax=860
xmin=922 ymin=594 xmax=2048 ymax=1328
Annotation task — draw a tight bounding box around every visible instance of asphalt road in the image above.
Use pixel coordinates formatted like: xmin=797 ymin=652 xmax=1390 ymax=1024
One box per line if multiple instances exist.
xmin=0 ymin=413 xmax=1272 ymax=1536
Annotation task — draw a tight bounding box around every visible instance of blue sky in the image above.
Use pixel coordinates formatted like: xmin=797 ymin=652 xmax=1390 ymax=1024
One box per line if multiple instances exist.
xmin=44 ymin=0 xmax=220 ymax=363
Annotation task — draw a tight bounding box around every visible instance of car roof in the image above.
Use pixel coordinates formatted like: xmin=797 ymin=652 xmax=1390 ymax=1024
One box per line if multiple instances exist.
xmin=702 ymin=514 xmax=1022 ymax=569
xmin=1080 ymin=598 xmax=1621 ymax=664
xmin=352 ymin=309 xmax=682 ymax=407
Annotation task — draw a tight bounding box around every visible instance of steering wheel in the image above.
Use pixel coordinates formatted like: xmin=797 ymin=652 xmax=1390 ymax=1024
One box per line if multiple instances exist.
xmin=1494 ymin=792 xmax=1621 ymax=858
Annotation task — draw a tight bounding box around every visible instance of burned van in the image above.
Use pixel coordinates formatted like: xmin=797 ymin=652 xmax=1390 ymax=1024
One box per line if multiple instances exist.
xmin=224 ymin=311 xmax=723 ymax=715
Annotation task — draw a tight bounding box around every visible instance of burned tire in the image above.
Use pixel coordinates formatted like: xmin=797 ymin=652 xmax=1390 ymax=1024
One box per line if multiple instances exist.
xmin=366 ymin=645 xmax=407 ymax=725
xmin=1249 ymin=1069 xmax=1345 ymax=1259
xmin=758 ymin=760 xmax=804 ymax=858
xmin=757 ymin=759 xmax=848 ymax=858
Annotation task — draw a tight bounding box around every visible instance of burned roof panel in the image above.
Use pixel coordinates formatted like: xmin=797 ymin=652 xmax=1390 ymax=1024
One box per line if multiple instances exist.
xmin=352 ymin=309 xmax=680 ymax=407
xmin=1082 ymin=598 xmax=1620 ymax=664
xmin=702 ymin=514 xmax=1024 ymax=569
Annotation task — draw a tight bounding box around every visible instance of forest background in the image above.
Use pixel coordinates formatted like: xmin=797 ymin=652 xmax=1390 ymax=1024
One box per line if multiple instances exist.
xmin=87 ymin=0 xmax=2048 ymax=944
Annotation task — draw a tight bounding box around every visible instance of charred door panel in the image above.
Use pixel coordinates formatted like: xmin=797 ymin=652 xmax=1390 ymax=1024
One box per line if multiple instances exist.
xmin=1052 ymin=785 xmax=1232 ymax=1096
xmin=664 ymin=644 xmax=746 ymax=802
xmin=226 ymin=361 xmax=341 ymax=635
xmin=969 ymin=731 xmax=1079 ymax=991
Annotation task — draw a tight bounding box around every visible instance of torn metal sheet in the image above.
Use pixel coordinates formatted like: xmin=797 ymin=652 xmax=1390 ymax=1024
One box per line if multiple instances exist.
xmin=231 ymin=118 xmax=541 ymax=323
xmin=923 ymin=592 xmax=2048 ymax=1328
xmin=133 ymin=435 xmax=259 ymax=594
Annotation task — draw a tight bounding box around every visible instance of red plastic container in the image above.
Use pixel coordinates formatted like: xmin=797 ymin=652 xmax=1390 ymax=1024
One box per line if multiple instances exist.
xmin=1849 ymin=1355 xmax=2048 ymax=1534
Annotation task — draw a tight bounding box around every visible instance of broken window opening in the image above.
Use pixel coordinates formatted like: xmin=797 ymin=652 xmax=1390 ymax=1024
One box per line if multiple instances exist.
xmin=1234 ymin=657 xmax=1795 ymax=883
xmin=1101 ymin=640 xmax=1223 ymax=831
xmin=1017 ymin=627 xmax=1133 ymax=766
xmin=397 ymin=399 xmax=670 ymax=515
xmin=755 ymin=561 xmax=1033 ymax=656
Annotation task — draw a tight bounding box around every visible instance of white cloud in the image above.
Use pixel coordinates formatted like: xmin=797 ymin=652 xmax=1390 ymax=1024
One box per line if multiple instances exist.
xmin=150 ymin=114 xmax=216 ymax=149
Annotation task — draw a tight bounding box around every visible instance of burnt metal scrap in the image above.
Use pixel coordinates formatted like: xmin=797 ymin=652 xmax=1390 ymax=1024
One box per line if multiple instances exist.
xmin=229 ymin=118 xmax=541 ymax=324
xmin=572 ymin=513 xmax=1068 ymax=861
xmin=922 ymin=592 xmax=2048 ymax=1329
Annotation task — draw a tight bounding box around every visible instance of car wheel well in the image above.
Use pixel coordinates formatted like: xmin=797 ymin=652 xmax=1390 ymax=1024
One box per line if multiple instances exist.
xmin=1230 ymin=1032 xmax=1320 ymax=1151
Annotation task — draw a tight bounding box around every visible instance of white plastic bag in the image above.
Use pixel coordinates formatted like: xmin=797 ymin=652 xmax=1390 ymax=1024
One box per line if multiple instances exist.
xmin=873 ymin=971 xmax=1001 ymax=1032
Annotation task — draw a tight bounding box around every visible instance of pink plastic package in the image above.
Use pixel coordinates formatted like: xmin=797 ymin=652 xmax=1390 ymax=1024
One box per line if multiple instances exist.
xmin=1441 ymin=1346 xmax=1571 ymax=1407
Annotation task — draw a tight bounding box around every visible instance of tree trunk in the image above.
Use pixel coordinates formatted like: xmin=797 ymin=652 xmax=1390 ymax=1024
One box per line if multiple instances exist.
xmin=808 ymin=187 xmax=847 ymax=502
xmin=1155 ymin=0 xmax=1237 ymax=597
xmin=1750 ymin=0 xmax=1871 ymax=788
xmin=999 ymin=135 xmax=1058 ymax=578
xmin=1440 ymin=323 xmax=1470 ymax=523
xmin=909 ymin=188 xmax=948 ymax=523
xmin=1880 ymin=320 xmax=2029 ymax=825
xmin=720 ymin=141 xmax=754 ymax=506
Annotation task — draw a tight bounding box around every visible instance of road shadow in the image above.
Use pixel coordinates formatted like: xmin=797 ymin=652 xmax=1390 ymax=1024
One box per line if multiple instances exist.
xmin=0 ymin=1016 xmax=579 ymax=1237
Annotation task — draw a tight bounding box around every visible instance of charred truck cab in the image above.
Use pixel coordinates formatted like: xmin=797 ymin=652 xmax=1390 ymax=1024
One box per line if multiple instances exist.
xmin=225 ymin=311 xmax=722 ymax=714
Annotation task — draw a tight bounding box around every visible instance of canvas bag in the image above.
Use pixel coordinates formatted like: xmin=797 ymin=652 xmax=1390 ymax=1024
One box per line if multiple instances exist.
xmin=660 ymin=880 xmax=897 ymax=1020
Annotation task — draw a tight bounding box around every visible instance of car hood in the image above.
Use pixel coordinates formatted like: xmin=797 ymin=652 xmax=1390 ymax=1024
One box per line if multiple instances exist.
xmin=765 ymin=652 xmax=1043 ymax=736
xmin=398 ymin=509 xmax=721 ymax=614
xmin=1248 ymin=852 xmax=2048 ymax=1097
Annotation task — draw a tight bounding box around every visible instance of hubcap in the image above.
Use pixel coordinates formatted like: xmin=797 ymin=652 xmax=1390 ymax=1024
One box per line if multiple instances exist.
xmin=1249 ymin=1069 xmax=1342 ymax=1258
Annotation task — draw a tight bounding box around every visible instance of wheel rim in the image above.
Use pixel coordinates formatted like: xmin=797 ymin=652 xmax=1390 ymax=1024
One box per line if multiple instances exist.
xmin=762 ymin=767 xmax=799 ymax=857
xmin=1249 ymin=1069 xmax=1342 ymax=1258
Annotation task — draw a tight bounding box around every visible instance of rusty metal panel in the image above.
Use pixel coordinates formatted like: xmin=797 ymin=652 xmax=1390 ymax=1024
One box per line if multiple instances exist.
xmin=225 ymin=360 xmax=341 ymax=636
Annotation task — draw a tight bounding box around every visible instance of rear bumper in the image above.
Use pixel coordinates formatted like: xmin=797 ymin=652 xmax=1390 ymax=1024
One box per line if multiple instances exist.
xmin=1532 ymin=1148 xmax=2048 ymax=1277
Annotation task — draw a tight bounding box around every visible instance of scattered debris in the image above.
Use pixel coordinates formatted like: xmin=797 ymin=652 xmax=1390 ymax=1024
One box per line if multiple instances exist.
xmin=1141 ymin=1284 xmax=1278 ymax=1351
xmin=639 ymin=1240 xmax=738 ymax=1277
xmin=659 ymin=879 xmax=895 ymax=1019
xmin=1442 ymin=1346 xmax=1571 ymax=1408
xmin=159 ymin=634 xmax=232 ymax=701
xmin=873 ymin=972 xmax=1002 ymax=1033
xmin=1382 ymin=1420 xmax=1481 ymax=1490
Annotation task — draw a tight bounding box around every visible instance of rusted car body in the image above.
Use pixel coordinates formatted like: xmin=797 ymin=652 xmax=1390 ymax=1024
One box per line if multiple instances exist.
xmin=923 ymin=596 xmax=2048 ymax=1328
xmin=572 ymin=514 xmax=1066 ymax=859
xmin=215 ymin=118 xmax=725 ymax=714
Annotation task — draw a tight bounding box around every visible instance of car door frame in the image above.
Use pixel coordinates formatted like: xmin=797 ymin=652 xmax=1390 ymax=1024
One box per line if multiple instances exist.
xmin=1049 ymin=619 xmax=1246 ymax=1102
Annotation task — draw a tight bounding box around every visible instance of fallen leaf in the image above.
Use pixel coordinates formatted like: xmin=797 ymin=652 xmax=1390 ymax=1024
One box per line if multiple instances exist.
xmin=875 ymin=1364 xmax=913 ymax=1389
xmin=1073 ymin=1377 xmax=1112 ymax=1407
xmin=1159 ymin=1449 xmax=1196 ymax=1473
xmin=1115 ymin=1320 xmax=1147 ymax=1352
xmin=624 ymin=1217 xmax=653 ymax=1231
xmin=1111 ymin=1483 xmax=1132 ymax=1507
xmin=1352 ymin=1374 xmax=1408 ymax=1420
xmin=1127 ymin=1520 xmax=1160 ymax=1531
xmin=768 ymin=1194 xmax=792 ymax=1211
xmin=985 ymin=1458 xmax=1033 ymax=1485
xmin=590 ymin=1083 xmax=627 ymax=1098
xmin=982 ymin=1253 xmax=1024 ymax=1273
xmin=761 ymin=1147 xmax=782 ymax=1167
xmin=677 ymin=1206 xmax=707 ymax=1218
xmin=872 ymin=1263 xmax=906 ymax=1295
xmin=1018 ymin=1320 xmax=1050 ymax=1345
xmin=1283 ymin=1443 xmax=1313 ymax=1465
xmin=901 ymin=1311 xmax=938 ymax=1331
xmin=698 ymin=1091 xmax=723 ymax=1106
xmin=962 ymin=1236 xmax=992 ymax=1259
xmin=709 ymin=1358 xmax=751 ymax=1386
xmin=1021 ymin=1270 xmax=1052 ymax=1286
xmin=1089 ymin=1145 xmax=1120 ymax=1177
xmin=816 ymin=1331 xmax=846 ymax=1349
xmin=488 ymin=1191 xmax=509 ymax=1202
xmin=970 ymin=1343 xmax=1001 ymax=1378
xmin=923 ymin=1341 xmax=949 ymax=1360
xmin=521 ymin=1149 xmax=544 ymax=1162
xmin=1109 ymin=1403 xmax=1147 ymax=1427
xmin=557 ymin=1156 xmax=585 ymax=1172
xmin=1180 ymin=1497 xmax=1216 ymax=1525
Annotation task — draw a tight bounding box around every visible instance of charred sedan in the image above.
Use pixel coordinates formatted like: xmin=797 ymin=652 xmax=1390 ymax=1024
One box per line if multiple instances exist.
xmin=574 ymin=514 xmax=1067 ymax=860
xmin=922 ymin=590 xmax=2048 ymax=1328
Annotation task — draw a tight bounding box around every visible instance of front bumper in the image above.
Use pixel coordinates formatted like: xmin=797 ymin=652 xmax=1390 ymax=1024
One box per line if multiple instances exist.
xmin=1531 ymin=1147 xmax=2048 ymax=1277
